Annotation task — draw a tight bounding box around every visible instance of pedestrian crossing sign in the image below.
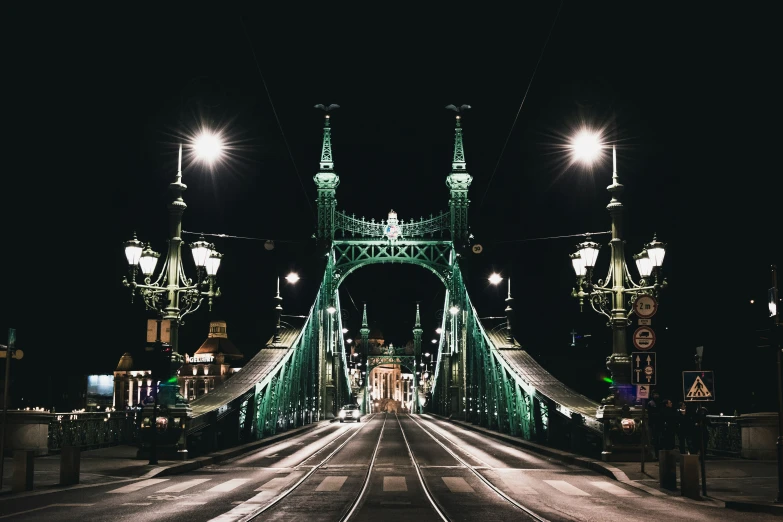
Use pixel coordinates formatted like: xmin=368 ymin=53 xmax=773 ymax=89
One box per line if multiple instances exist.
xmin=682 ymin=371 xmax=715 ymax=402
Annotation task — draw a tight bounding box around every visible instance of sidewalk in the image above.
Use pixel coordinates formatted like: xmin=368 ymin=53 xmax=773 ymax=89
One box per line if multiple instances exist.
xmin=440 ymin=416 xmax=783 ymax=515
xmin=1 ymin=421 xmax=325 ymax=497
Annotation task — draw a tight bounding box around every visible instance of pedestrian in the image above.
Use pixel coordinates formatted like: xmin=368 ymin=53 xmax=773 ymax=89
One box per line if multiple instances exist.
xmin=659 ymin=399 xmax=678 ymax=451
xmin=694 ymin=405 xmax=713 ymax=455
xmin=676 ymin=401 xmax=690 ymax=454
xmin=646 ymin=392 xmax=661 ymax=457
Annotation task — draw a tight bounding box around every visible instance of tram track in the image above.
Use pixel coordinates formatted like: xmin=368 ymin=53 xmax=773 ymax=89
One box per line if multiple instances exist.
xmin=228 ymin=415 xmax=379 ymax=522
xmin=405 ymin=414 xmax=551 ymax=522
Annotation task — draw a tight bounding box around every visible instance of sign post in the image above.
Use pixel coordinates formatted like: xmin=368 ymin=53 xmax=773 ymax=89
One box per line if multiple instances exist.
xmin=684 ymin=370 xmax=716 ymax=497
xmin=0 ymin=328 xmax=17 ymax=490
xmin=632 ymin=352 xmax=657 ymax=385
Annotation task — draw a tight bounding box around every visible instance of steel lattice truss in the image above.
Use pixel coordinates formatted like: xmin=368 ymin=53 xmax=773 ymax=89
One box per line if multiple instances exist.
xmin=332 ymin=240 xmax=453 ymax=281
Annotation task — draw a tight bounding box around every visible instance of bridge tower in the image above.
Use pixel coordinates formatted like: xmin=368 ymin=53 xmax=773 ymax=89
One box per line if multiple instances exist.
xmin=314 ymin=109 xmax=339 ymax=245
xmin=446 ymin=111 xmax=473 ymax=247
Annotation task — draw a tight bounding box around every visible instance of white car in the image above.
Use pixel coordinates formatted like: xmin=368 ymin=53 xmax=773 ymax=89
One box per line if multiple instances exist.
xmin=338 ymin=404 xmax=361 ymax=423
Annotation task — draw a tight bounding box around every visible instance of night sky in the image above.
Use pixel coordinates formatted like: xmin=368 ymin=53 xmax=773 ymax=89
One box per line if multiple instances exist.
xmin=4 ymin=5 xmax=780 ymax=415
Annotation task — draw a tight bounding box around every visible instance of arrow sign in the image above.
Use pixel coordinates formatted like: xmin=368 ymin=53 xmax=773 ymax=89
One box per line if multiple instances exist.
xmin=632 ymin=351 xmax=656 ymax=385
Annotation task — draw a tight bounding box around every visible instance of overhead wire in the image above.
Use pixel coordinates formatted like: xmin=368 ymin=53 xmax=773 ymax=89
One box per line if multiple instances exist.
xmin=493 ymin=230 xmax=610 ymax=245
xmin=182 ymin=229 xmax=306 ymax=243
xmin=477 ymin=0 xmax=564 ymax=211
xmin=239 ymin=16 xmax=315 ymax=219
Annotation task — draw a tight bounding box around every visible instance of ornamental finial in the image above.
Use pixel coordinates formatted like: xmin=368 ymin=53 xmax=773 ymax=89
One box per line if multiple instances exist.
xmin=314 ymin=104 xmax=340 ymax=171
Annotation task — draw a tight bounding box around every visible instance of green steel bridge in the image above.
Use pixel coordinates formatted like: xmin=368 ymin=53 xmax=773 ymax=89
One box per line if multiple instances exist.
xmin=186 ymin=109 xmax=603 ymax=456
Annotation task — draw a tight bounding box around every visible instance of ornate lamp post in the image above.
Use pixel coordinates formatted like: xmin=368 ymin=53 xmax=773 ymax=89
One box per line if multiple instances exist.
xmin=568 ymin=137 xmax=667 ymax=409
xmin=122 ymin=136 xmax=224 ymax=460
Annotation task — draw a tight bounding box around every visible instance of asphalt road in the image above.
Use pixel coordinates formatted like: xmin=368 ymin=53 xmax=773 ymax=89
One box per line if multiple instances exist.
xmin=0 ymin=414 xmax=778 ymax=521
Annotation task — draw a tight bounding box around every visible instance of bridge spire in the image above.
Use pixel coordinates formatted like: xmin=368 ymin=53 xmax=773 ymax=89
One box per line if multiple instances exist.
xmin=445 ymin=105 xmax=473 ymax=245
xmin=413 ymin=303 xmax=423 ymax=358
xmin=273 ymin=277 xmax=283 ymax=344
xmin=360 ymin=303 xmax=370 ymax=355
xmin=313 ymin=104 xmax=340 ymax=243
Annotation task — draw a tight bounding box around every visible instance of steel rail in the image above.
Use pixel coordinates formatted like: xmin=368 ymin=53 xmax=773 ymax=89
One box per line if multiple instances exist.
xmin=407 ymin=414 xmax=551 ymax=522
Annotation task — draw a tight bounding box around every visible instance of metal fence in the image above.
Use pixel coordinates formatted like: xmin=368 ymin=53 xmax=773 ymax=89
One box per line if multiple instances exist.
xmin=706 ymin=415 xmax=741 ymax=457
xmin=48 ymin=411 xmax=140 ymax=452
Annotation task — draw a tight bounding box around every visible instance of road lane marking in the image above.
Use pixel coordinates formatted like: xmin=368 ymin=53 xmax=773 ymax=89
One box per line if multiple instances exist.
xmin=442 ymin=477 xmax=474 ymax=493
xmin=158 ymin=478 xmax=212 ymax=492
xmin=207 ymin=479 xmax=251 ymax=492
xmin=543 ymin=480 xmax=590 ymax=496
xmin=383 ymin=476 xmax=407 ymax=492
xmin=498 ymin=475 xmax=539 ymax=496
xmin=108 ymin=478 xmax=169 ymax=493
xmin=255 ymin=472 xmax=304 ymax=491
xmin=122 ymin=503 xmax=153 ymax=506
xmin=178 ymin=501 xmax=208 ymax=505
xmin=0 ymin=504 xmax=94 ymax=519
xmin=590 ymin=481 xmax=639 ymax=497
xmin=315 ymin=475 xmax=348 ymax=491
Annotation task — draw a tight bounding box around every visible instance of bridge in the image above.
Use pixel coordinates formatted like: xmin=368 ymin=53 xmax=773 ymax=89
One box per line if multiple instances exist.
xmin=185 ymin=109 xmax=604 ymax=458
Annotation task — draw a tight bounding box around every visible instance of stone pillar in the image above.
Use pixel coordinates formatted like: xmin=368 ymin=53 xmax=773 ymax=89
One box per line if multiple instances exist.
xmin=60 ymin=446 xmax=81 ymax=486
xmin=680 ymin=454 xmax=700 ymax=499
xmin=12 ymin=450 xmax=34 ymax=492
xmin=658 ymin=450 xmax=677 ymax=490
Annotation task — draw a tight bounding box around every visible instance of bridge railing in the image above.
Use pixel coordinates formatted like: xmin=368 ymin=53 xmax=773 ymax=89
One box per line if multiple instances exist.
xmin=48 ymin=411 xmax=140 ymax=452
xmin=334 ymin=210 xmax=450 ymax=239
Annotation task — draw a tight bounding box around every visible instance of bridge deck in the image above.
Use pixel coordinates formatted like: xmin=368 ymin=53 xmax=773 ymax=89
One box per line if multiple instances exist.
xmin=189 ymin=321 xmax=304 ymax=419
xmin=486 ymin=329 xmax=600 ymax=426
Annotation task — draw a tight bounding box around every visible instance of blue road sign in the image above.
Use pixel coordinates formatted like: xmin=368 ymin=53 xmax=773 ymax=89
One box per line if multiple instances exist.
xmin=632 ymin=351 xmax=656 ymax=385
xmin=683 ymin=371 xmax=715 ymax=401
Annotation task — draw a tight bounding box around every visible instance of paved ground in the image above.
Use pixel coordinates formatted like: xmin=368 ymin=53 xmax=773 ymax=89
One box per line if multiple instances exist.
xmin=1 ymin=415 xmax=780 ymax=519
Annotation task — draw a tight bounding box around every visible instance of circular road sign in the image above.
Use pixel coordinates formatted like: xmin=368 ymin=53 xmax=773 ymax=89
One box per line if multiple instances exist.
xmin=633 ymin=326 xmax=656 ymax=350
xmin=634 ymin=295 xmax=658 ymax=318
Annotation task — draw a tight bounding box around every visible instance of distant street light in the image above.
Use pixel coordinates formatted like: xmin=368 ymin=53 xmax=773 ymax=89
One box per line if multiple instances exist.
xmin=488 ymin=273 xmax=503 ymax=285
xmin=285 ymin=272 xmax=300 ymax=284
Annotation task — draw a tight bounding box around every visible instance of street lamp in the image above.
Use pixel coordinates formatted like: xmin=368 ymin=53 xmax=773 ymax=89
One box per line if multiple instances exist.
xmin=122 ymin=138 xmax=224 ymax=462
xmin=123 ymin=143 xmax=224 ymax=352
xmin=489 ymin=273 xmax=515 ymax=343
xmin=568 ymin=136 xmax=667 ymax=408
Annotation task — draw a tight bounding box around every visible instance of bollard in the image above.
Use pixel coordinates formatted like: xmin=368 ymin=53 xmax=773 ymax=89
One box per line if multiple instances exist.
xmin=680 ymin=454 xmax=701 ymax=499
xmin=12 ymin=450 xmax=34 ymax=492
xmin=658 ymin=450 xmax=677 ymax=490
xmin=60 ymin=446 xmax=81 ymax=486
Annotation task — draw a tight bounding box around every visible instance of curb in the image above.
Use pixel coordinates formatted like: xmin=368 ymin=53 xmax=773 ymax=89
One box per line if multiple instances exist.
xmin=429 ymin=415 xmax=783 ymax=510
xmin=723 ymin=500 xmax=783 ymax=515
xmin=0 ymin=420 xmax=330 ymax=499
xmin=144 ymin=420 xmax=329 ymax=478
xmin=426 ymin=414 xmax=667 ymax=497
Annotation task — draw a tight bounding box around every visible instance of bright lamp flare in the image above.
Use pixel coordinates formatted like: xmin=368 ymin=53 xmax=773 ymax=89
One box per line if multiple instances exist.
xmin=488 ymin=273 xmax=503 ymax=285
xmin=285 ymin=272 xmax=300 ymax=284
xmin=570 ymin=129 xmax=603 ymax=165
xmin=193 ymin=130 xmax=224 ymax=163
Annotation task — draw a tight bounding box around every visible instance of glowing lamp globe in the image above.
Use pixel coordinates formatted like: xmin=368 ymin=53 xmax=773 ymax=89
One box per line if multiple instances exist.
xmin=205 ymin=251 xmax=223 ymax=277
xmin=139 ymin=246 xmax=160 ymax=277
xmin=570 ymin=130 xmax=603 ymax=165
xmin=124 ymin=234 xmax=144 ymax=266
xmin=190 ymin=237 xmax=212 ymax=268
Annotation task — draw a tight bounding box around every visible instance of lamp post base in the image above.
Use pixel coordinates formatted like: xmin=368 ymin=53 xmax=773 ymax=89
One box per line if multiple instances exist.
xmin=137 ymin=383 xmax=192 ymax=461
xmin=597 ymin=403 xmax=654 ymax=462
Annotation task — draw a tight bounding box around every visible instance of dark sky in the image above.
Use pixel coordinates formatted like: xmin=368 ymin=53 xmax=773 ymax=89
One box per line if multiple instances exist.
xmin=4 ymin=4 xmax=780 ymax=414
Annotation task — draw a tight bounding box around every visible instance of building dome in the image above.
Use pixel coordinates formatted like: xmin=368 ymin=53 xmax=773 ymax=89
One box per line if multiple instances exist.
xmin=116 ymin=352 xmax=134 ymax=371
xmin=194 ymin=320 xmax=243 ymax=360
xmin=368 ymin=328 xmax=384 ymax=341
